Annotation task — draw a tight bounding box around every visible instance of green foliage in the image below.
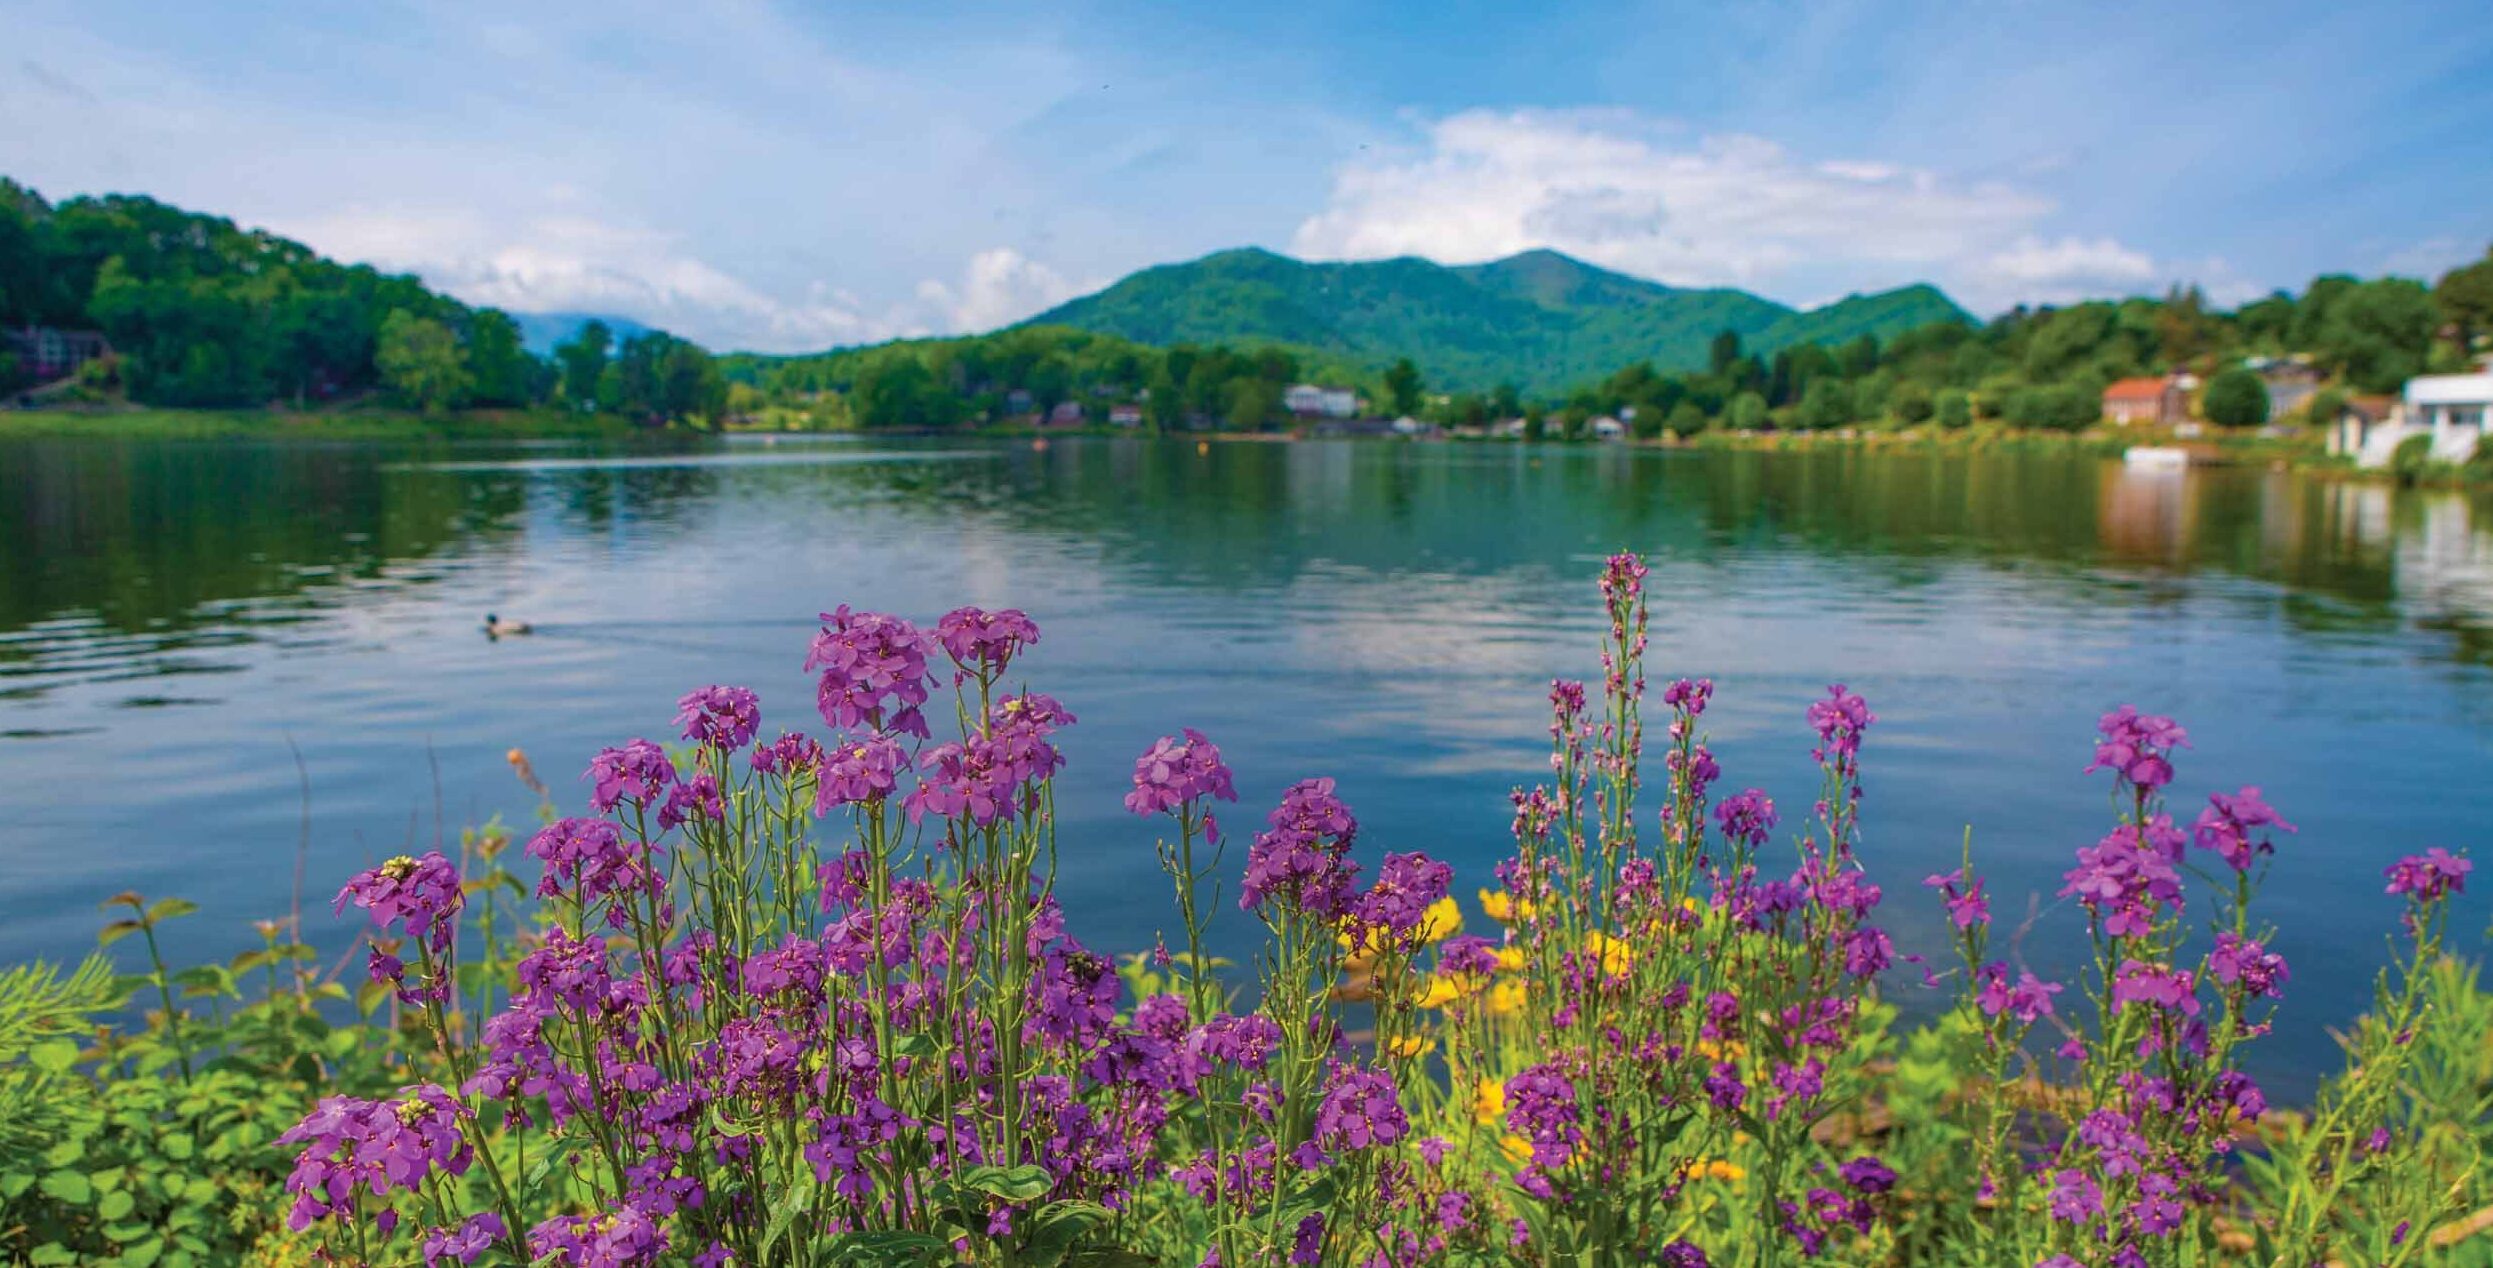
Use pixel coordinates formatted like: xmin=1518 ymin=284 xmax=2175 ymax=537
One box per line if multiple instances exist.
xmin=2202 ymin=366 xmax=2271 ymax=427
xmin=1023 ymin=246 xmax=1968 ymax=394
xmin=1934 ymin=387 xmax=1972 ymax=429
xmin=373 ymin=310 xmax=471 ymax=412
xmin=2434 ymin=245 xmax=2493 ymax=353
xmin=1383 ymin=356 xmax=1423 ymax=416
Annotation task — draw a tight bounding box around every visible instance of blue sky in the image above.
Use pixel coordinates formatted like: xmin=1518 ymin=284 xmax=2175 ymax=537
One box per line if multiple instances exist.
xmin=3 ymin=0 xmax=2488 ymax=352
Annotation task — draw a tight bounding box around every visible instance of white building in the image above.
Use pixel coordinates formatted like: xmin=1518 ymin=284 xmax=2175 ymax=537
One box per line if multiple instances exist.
xmin=1284 ymin=384 xmax=1360 ymax=419
xmin=2335 ymin=372 xmax=2493 ymax=468
xmin=1588 ymin=415 xmax=1628 ymax=441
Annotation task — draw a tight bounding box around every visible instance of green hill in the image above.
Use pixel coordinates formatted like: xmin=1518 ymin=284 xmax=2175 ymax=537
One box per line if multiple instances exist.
xmin=1021 ymin=247 xmax=1969 ymax=394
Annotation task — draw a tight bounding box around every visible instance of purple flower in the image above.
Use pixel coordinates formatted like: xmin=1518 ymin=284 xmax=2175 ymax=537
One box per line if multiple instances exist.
xmin=1842 ymin=926 xmax=1893 ymax=977
xmin=673 ymin=685 xmax=760 ymax=752
xmin=2060 ymin=819 xmax=2186 ymax=937
xmin=934 ymin=606 xmax=1041 ymax=676
xmin=586 ymin=738 xmax=675 ymax=811
xmin=1315 ymin=1064 xmax=1407 ymax=1151
xmin=806 ymin=606 xmax=935 ymax=739
xmin=1716 ymin=788 xmax=1778 ymax=850
xmin=2110 ymin=960 xmax=2201 ymax=1018
xmin=529 ymin=1201 xmax=667 ymax=1266
xmin=278 ymin=1087 xmax=473 ymax=1232
xmin=526 ymin=818 xmax=658 ymax=909
xmin=656 ymin=773 xmax=723 ymax=831
xmin=1503 ymin=1064 xmax=1584 ymax=1168
xmin=1123 ymin=728 xmax=1238 ymax=826
xmin=335 ymin=852 xmax=464 ymax=955
xmin=816 ymin=733 xmax=908 ymax=812
xmin=750 ymin=730 xmax=825 ymax=776
xmin=1923 ymin=866 xmax=1989 ymax=930
xmin=1838 ymin=1155 xmax=1897 ymax=1195
xmin=1806 ymin=684 xmax=1876 ymax=766
xmin=1973 ymin=963 xmax=2063 ymax=1023
xmin=1346 ymin=852 xmax=1454 ymax=950
xmin=1439 ymin=934 xmax=1500 ymax=978
xmin=2048 ymin=1169 xmax=2102 ymax=1223
xmin=2192 ymin=785 xmax=2294 ymax=871
xmin=2084 ymin=705 xmax=2188 ymax=790
xmin=2207 ymin=932 xmax=2289 ymax=1000
xmin=424 ymin=1213 xmax=508 ymax=1266
xmin=2384 ymin=848 xmax=2471 ymax=904
xmin=1659 ymin=1242 xmax=1711 ymax=1268
xmin=1662 ymin=677 xmax=1712 ymax=715
xmin=1242 ymin=778 xmax=1360 ymax=919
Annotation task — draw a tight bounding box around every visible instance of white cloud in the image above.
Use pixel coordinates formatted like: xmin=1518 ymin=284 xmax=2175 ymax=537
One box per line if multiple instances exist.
xmin=1290 ymin=109 xmax=2180 ymax=313
xmin=283 ymin=207 xmax=888 ymax=352
xmin=913 ymin=248 xmax=1092 ymax=334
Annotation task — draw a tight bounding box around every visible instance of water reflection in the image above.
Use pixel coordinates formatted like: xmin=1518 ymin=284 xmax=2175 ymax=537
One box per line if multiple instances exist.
xmin=3 ymin=436 xmax=2489 ymax=1089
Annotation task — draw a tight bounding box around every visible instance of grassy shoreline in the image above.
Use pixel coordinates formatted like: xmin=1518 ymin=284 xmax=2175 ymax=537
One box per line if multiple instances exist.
xmin=0 ymin=405 xmax=655 ymax=442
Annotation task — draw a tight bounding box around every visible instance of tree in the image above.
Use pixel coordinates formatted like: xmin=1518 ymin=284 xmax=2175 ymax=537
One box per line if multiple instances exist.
xmin=1224 ymin=377 xmax=1277 ymax=430
xmin=1490 ymin=381 xmax=1522 ymax=420
xmin=1727 ymin=392 xmax=1769 ymax=431
xmin=556 ymin=320 xmax=613 ymax=411
xmin=1664 ymin=401 xmax=1706 ymax=437
xmin=374 ymin=310 xmax=471 ymax=412
xmin=1934 ymin=388 xmax=1973 ymax=429
xmin=2311 ymin=279 xmax=2436 ymax=393
xmin=1708 ymin=330 xmax=1744 ymax=375
xmin=1891 ymin=381 xmax=1935 ymax=425
xmin=2201 ymin=367 xmax=2269 ymax=428
xmin=464 ymin=309 xmax=536 ymax=407
xmin=1383 ymin=358 xmax=1423 ymax=416
xmin=2434 ymin=247 xmax=2493 ymax=355
xmin=1796 ymin=379 xmax=1854 ymax=430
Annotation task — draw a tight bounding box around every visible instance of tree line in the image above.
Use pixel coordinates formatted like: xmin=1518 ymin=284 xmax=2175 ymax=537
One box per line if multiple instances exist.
xmin=0 ymin=180 xmax=723 ymax=423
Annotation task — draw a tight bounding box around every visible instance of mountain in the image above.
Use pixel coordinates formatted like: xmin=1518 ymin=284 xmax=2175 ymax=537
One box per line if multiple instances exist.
xmin=1020 ymin=247 xmax=1970 ymax=395
xmin=510 ymin=311 xmax=658 ymax=356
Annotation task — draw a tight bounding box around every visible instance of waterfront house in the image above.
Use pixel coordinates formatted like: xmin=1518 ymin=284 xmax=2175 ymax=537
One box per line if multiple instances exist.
xmin=3 ymin=326 xmax=111 ymax=383
xmin=2102 ymin=376 xmax=2186 ymax=426
xmin=1045 ymin=401 xmax=1086 ymax=428
xmin=1006 ymin=388 xmax=1035 ymax=414
xmin=2326 ymin=396 xmax=2400 ymax=464
xmin=1284 ymin=384 xmax=1360 ymax=419
xmin=2248 ymin=357 xmax=2321 ymax=421
xmin=1588 ymin=415 xmax=1627 ymax=441
xmin=1108 ymin=403 xmax=1144 ymax=428
xmin=2403 ymin=370 xmax=2493 ymax=463
xmin=1489 ymin=417 xmax=1527 ymax=439
xmin=1390 ymin=415 xmax=1440 ymax=438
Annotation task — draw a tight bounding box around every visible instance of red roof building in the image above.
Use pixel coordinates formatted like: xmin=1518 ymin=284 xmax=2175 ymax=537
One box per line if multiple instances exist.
xmin=2102 ymin=376 xmax=2185 ymax=426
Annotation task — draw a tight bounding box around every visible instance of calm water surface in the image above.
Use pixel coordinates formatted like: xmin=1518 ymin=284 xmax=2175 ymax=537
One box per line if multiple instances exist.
xmin=4 ymin=434 xmax=2489 ymax=1088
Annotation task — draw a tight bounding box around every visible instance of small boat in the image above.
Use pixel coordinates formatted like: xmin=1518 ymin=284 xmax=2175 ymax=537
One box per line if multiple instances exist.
xmin=2122 ymin=446 xmax=2190 ymax=472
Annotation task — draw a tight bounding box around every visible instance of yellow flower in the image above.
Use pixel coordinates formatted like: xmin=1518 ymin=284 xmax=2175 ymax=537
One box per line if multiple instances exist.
xmin=1492 ymin=945 xmax=1525 ymax=974
xmin=1387 ymin=1034 xmax=1436 ymax=1060
xmin=1478 ymin=888 xmax=1536 ymax=924
xmin=1684 ymin=1157 xmax=1745 ymax=1182
xmin=1587 ymin=930 xmax=1635 ymax=975
xmin=1418 ymin=896 xmax=1462 ymax=944
xmin=1414 ymin=974 xmax=1469 ymax=1010
xmin=1695 ymin=1039 xmax=1748 ymax=1062
xmin=1500 ymin=1134 xmax=1534 ymax=1165
xmin=1473 ymin=1077 xmax=1506 ymax=1125
xmin=1487 ymin=978 xmax=1528 ymax=1016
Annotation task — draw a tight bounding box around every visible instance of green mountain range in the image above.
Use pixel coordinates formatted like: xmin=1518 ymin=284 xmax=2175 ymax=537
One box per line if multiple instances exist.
xmin=1021 ymin=247 xmax=1970 ymax=395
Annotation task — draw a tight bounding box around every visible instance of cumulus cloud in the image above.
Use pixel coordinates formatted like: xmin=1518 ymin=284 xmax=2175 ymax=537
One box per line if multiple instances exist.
xmin=1290 ymin=109 xmax=2177 ymax=313
xmin=284 ymin=207 xmax=889 ymax=352
xmin=914 ymin=248 xmax=1092 ymax=334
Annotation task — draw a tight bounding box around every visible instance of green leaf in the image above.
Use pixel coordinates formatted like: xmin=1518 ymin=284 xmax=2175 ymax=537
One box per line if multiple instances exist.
xmin=959 ymin=1163 xmax=1054 ymax=1203
xmin=98 ymin=920 xmax=144 ymax=947
xmin=39 ymin=1169 xmax=92 ymax=1205
xmin=28 ymin=1038 xmax=79 ymax=1073
xmin=145 ymin=898 xmax=200 ymax=924
xmin=160 ymin=1133 xmax=194 ymax=1161
xmin=28 ymin=1244 xmax=76 ymax=1266
xmin=821 ymin=1231 xmax=950 ymax=1266
xmin=1025 ymin=1200 xmax=1112 ymax=1268
xmin=760 ymin=1179 xmax=813 ymax=1257
xmin=122 ymin=1234 xmax=165 ymax=1267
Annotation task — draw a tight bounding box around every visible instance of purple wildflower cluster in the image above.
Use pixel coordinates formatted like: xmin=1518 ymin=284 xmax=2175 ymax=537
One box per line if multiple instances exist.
xmin=272 ymin=567 xmax=2471 ymax=1268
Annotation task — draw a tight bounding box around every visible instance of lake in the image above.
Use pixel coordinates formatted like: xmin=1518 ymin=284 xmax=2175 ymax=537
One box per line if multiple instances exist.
xmin=3 ymin=433 xmax=2487 ymax=1090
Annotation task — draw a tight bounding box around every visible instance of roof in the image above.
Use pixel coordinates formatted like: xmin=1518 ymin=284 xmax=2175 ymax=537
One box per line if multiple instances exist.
xmin=2405 ymin=373 xmax=2493 ymax=407
xmin=2103 ymin=377 xmax=2171 ymax=401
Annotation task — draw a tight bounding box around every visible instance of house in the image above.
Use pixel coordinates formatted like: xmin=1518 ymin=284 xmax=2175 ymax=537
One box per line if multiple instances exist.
xmin=1588 ymin=415 xmax=1628 ymax=441
xmin=3 ymin=326 xmax=111 ymax=383
xmin=1107 ymin=403 xmax=1144 ymax=428
xmin=1488 ymin=417 xmax=1528 ymax=439
xmin=1389 ymin=415 xmax=1440 ymax=438
xmin=2403 ymin=371 xmax=2493 ymax=463
xmin=2327 ymin=396 xmax=2403 ymax=465
xmin=1284 ymin=384 xmax=1360 ymax=419
xmin=1045 ymin=401 xmax=1085 ymax=428
xmin=2248 ymin=357 xmax=2321 ymax=421
xmin=2102 ymin=376 xmax=2187 ymax=426
xmin=1006 ymin=389 xmax=1035 ymax=414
